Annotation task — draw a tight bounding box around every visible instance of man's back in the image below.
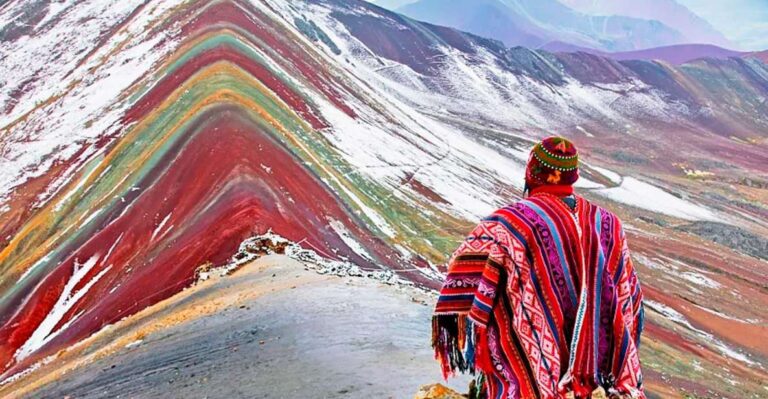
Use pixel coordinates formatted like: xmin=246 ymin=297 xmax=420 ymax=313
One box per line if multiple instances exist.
xmin=432 ymin=138 xmax=645 ymax=399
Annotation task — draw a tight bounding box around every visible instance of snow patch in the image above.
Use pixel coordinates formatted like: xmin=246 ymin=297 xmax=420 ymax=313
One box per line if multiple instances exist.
xmin=0 ymin=0 xmax=184 ymax=204
xmin=593 ymin=177 xmax=719 ymax=221
xmin=125 ymin=339 xmax=143 ymax=349
xmin=14 ymin=256 xmax=111 ymax=361
xmin=150 ymin=213 xmax=173 ymax=242
xmin=17 ymin=254 xmax=51 ymax=283
xmin=679 ymin=271 xmax=721 ymax=289
xmin=329 ymin=219 xmax=374 ymax=261
xmin=591 ymin=166 xmax=622 ymax=185
xmin=575 ymin=125 xmax=594 ymax=137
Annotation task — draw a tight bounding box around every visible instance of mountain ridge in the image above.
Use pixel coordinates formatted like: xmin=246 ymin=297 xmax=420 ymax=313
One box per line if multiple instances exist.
xmin=0 ymin=0 xmax=766 ymax=397
xmin=542 ymin=41 xmax=747 ymax=65
xmin=559 ymin=0 xmax=732 ymax=48
xmin=397 ymin=0 xmax=688 ymax=52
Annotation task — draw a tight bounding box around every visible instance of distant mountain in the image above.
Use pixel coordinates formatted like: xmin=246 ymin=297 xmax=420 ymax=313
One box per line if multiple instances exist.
xmin=748 ymin=50 xmax=768 ymax=63
xmin=397 ymin=0 xmax=687 ymax=51
xmin=543 ymin=42 xmax=745 ymax=65
xmin=610 ymin=44 xmax=744 ymax=64
xmin=396 ymin=0 xmax=546 ymax=49
xmin=560 ymin=0 xmax=733 ymax=48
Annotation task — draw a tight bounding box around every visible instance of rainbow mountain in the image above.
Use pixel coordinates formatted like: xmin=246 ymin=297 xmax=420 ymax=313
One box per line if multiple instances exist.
xmin=0 ymin=0 xmax=766 ymax=397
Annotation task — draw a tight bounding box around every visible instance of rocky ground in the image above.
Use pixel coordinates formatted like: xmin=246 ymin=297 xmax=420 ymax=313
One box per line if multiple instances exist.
xmin=4 ymin=244 xmax=764 ymax=399
xmin=7 ymin=255 xmax=470 ymax=399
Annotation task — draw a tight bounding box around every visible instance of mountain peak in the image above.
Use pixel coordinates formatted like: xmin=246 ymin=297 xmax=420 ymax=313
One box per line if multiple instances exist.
xmin=395 ymin=0 xmax=689 ymax=51
xmin=1 ymin=1 xmax=767 ymax=398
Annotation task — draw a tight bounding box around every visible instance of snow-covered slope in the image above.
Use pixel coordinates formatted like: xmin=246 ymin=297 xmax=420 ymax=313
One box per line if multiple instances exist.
xmin=0 ymin=0 xmax=766 ymax=397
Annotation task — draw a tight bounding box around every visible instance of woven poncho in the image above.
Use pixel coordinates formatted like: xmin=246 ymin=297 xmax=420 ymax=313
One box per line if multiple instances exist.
xmin=433 ymin=193 xmax=645 ymax=399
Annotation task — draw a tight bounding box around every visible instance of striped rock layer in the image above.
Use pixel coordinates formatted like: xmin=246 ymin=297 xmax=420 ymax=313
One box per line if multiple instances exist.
xmin=0 ymin=0 xmax=766 ymax=397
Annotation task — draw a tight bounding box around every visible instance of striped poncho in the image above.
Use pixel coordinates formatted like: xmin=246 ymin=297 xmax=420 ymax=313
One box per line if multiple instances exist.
xmin=433 ymin=193 xmax=644 ymax=399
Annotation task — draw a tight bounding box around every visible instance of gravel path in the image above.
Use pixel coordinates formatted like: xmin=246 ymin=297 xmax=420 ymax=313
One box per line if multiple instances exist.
xmin=23 ymin=256 xmax=470 ymax=399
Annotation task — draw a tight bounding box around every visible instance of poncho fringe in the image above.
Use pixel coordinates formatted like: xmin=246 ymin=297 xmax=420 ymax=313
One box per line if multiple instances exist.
xmin=433 ymin=314 xmax=494 ymax=378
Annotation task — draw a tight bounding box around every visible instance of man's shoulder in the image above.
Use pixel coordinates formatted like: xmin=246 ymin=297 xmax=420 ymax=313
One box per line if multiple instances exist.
xmin=481 ymin=199 xmax=552 ymax=224
xmin=488 ymin=196 xmax=625 ymax=227
xmin=482 ymin=202 xmax=526 ymax=223
xmin=476 ymin=203 xmax=535 ymax=241
xmin=580 ymin=196 xmax=625 ymax=229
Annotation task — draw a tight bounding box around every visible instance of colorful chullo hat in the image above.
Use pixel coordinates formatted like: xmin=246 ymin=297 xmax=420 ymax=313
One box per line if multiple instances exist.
xmin=525 ymin=136 xmax=579 ymax=189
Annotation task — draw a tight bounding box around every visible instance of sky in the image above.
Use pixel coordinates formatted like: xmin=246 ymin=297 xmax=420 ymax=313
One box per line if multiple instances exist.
xmin=677 ymin=0 xmax=768 ymax=50
xmin=369 ymin=0 xmax=768 ymax=51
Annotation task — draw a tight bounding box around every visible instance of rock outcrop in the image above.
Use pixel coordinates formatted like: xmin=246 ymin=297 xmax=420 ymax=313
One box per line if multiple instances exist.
xmin=414 ymin=384 xmax=467 ymax=399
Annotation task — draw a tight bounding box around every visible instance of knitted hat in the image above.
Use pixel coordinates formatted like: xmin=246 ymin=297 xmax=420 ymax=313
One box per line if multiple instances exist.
xmin=525 ymin=136 xmax=579 ymax=189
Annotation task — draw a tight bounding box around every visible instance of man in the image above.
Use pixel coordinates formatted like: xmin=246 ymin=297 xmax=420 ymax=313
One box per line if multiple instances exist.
xmin=432 ymin=137 xmax=644 ymax=399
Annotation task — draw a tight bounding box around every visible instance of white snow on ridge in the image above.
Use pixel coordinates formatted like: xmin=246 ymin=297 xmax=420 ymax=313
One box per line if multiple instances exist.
xmin=278 ymin=3 xmax=525 ymax=219
xmin=290 ymin=1 xmax=722 ymax=224
xmin=151 ymin=213 xmax=173 ymax=242
xmin=33 ymin=0 xmax=77 ymax=31
xmin=14 ymin=256 xmax=111 ymax=361
xmin=0 ymin=0 xmax=143 ymax=125
xmin=591 ymin=166 xmax=622 ymax=185
xmin=0 ymin=0 xmax=184 ymax=205
xmin=679 ymin=271 xmax=721 ymax=289
xmin=593 ymin=176 xmax=719 ymax=221
xmin=17 ymin=254 xmax=51 ymax=284
xmin=575 ymin=125 xmax=594 ymax=137
xmin=329 ymin=219 xmax=375 ymax=261
xmin=52 ymin=155 xmax=105 ymax=212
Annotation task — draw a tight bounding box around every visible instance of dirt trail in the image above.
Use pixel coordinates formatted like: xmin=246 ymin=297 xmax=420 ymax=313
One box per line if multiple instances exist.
xmin=15 ymin=255 xmax=470 ymax=399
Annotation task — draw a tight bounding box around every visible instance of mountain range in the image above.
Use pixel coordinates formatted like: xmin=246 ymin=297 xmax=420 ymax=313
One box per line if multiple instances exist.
xmin=397 ymin=0 xmax=687 ymax=51
xmin=390 ymin=0 xmax=767 ymax=65
xmin=559 ymin=0 xmax=732 ymax=48
xmin=0 ymin=0 xmax=766 ymax=397
xmin=541 ymin=42 xmax=748 ymax=65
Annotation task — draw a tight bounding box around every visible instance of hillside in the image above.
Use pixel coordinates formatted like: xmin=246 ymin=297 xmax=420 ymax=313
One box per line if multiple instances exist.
xmin=542 ymin=42 xmax=746 ymax=65
xmin=0 ymin=0 xmax=766 ymax=397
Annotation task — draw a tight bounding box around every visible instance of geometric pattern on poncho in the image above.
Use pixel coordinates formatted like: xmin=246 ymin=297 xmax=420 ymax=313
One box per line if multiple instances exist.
xmin=433 ymin=193 xmax=645 ymax=399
